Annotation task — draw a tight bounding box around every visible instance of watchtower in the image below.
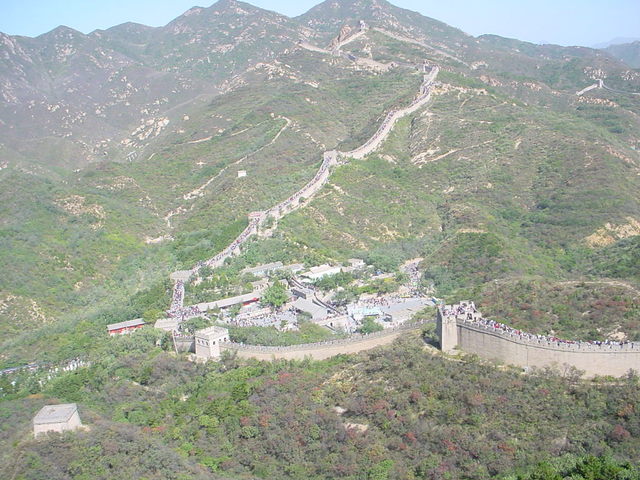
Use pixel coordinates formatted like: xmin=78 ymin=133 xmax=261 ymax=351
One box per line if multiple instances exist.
xmin=195 ymin=326 xmax=230 ymax=361
xmin=324 ymin=150 xmax=338 ymax=166
xmin=436 ymin=307 xmax=458 ymax=353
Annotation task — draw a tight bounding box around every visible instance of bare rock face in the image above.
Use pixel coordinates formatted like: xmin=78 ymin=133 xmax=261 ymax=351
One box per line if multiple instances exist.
xmin=330 ymin=24 xmax=354 ymax=48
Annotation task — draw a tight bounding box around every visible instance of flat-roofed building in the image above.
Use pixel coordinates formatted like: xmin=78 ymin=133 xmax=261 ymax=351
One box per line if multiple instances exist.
xmin=33 ymin=403 xmax=82 ymax=437
xmin=154 ymin=318 xmax=180 ymax=332
xmin=283 ymin=263 xmax=305 ymax=273
xmin=251 ymin=278 xmax=270 ymax=291
xmin=107 ymin=318 xmax=145 ymax=336
xmin=195 ymin=326 xmax=230 ymax=360
xmin=291 ymin=285 xmax=315 ymax=300
xmin=292 ymin=298 xmax=329 ymax=321
xmin=195 ymin=291 xmax=263 ymax=312
xmin=348 ymin=258 xmax=365 ymax=269
xmin=302 ymin=264 xmax=342 ymax=281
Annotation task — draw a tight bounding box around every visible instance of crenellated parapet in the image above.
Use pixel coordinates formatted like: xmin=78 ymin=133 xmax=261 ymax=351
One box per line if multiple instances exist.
xmin=437 ymin=302 xmax=640 ymax=377
xmin=340 ymin=65 xmax=438 ymax=160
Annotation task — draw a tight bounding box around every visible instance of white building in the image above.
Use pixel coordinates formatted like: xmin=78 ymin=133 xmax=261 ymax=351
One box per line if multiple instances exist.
xmin=194 ymin=326 xmax=230 ymax=360
xmin=349 ymin=258 xmax=365 ymax=268
xmin=302 ymin=264 xmax=342 ymax=281
xmin=33 ymin=403 xmax=82 ymax=437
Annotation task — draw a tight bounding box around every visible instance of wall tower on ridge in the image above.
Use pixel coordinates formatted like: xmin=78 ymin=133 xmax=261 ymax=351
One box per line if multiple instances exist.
xmin=436 ymin=307 xmax=458 ymax=353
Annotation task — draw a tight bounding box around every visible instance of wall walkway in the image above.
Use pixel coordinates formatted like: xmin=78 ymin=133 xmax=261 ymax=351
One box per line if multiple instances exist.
xmin=168 ymin=45 xmax=440 ymax=316
xmin=437 ymin=304 xmax=640 ymax=377
xmin=220 ymin=320 xmax=430 ymax=361
xmin=456 ymin=320 xmax=640 ymax=377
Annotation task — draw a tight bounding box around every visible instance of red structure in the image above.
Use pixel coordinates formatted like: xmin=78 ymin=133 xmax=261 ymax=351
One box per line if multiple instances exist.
xmin=107 ymin=319 xmax=146 ymax=336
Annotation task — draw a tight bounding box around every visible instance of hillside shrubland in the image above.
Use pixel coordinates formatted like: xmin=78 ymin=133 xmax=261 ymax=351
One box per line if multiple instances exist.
xmin=2 ymin=334 xmax=640 ymax=479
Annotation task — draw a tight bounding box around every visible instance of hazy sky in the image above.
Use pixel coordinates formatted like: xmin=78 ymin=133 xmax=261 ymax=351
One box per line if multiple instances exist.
xmin=1 ymin=0 xmax=639 ymax=47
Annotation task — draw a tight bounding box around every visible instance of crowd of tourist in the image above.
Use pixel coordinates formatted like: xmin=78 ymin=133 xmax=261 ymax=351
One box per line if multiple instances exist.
xmin=443 ymin=302 xmax=636 ymax=349
xmin=442 ymin=302 xmax=477 ymax=318
xmin=401 ymin=261 xmax=422 ymax=296
xmin=168 ymin=305 xmax=202 ymax=321
xmin=169 ymin=280 xmax=185 ymax=311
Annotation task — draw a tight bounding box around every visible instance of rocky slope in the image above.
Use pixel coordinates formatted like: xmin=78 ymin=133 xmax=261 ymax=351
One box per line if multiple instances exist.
xmin=0 ymin=0 xmax=639 ymax=363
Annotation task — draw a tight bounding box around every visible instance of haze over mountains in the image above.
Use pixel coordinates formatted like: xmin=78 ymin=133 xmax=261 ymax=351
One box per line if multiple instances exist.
xmin=1 ymin=0 xmax=638 ymax=170
xmin=0 ymin=0 xmax=639 ymax=362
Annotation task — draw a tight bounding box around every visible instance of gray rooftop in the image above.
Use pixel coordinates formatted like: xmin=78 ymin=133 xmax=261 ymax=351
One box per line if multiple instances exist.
xmin=283 ymin=263 xmax=305 ymax=272
xmin=292 ymin=298 xmax=328 ymax=320
xmin=33 ymin=403 xmax=78 ymax=424
xmin=107 ymin=318 xmax=146 ymax=331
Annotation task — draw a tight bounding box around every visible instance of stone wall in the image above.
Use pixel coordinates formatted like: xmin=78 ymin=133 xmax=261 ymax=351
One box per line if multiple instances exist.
xmin=220 ymin=321 xmax=429 ymax=361
xmin=451 ymin=319 xmax=640 ymax=377
xmin=341 ymin=67 xmax=438 ymax=160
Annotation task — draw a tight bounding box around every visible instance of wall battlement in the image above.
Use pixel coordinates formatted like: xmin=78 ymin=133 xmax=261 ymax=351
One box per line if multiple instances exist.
xmin=220 ymin=320 xmax=430 ymax=361
xmin=436 ymin=302 xmax=640 ymax=377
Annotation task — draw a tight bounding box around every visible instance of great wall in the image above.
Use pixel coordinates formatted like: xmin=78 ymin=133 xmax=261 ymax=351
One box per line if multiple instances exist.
xmin=219 ymin=320 xmax=429 ymax=361
xmin=163 ymin=24 xmax=639 ymax=378
xmin=437 ymin=302 xmax=640 ymax=377
xmin=168 ymin=21 xmax=440 ymax=316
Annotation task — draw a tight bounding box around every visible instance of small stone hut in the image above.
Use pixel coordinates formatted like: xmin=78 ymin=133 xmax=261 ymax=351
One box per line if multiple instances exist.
xmin=33 ymin=403 xmax=82 ymax=437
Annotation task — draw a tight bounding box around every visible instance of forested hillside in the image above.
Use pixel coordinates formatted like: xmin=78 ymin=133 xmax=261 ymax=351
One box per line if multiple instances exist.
xmin=2 ymin=333 xmax=640 ymax=479
xmin=1 ymin=0 xmax=639 ymax=477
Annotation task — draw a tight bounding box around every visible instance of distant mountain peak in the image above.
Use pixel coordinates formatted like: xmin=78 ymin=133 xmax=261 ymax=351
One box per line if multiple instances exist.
xmin=36 ymin=25 xmax=84 ymax=40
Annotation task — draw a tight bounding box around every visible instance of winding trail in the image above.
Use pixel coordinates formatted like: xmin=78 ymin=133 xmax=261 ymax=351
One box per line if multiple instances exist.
xmin=182 ymin=116 xmax=291 ymax=201
xmin=168 ymin=36 xmax=440 ymax=315
xmin=163 ymin=116 xmax=292 ymax=228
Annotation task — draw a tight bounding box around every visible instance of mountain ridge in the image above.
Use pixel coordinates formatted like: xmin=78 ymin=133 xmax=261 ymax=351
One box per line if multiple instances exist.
xmin=0 ymin=0 xmax=638 ymax=367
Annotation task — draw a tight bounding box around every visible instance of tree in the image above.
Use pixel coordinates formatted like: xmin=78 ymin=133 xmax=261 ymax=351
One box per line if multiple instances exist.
xmin=142 ymin=308 xmax=163 ymax=323
xmin=358 ymin=317 xmax=383 ymax=334
xmin=261 ymin=282 xmax=289 ymax=308
xmin=333 ymin=288 xmax=359 ymax=306
xmin=181 ymin=316 xmax=213 ymax=334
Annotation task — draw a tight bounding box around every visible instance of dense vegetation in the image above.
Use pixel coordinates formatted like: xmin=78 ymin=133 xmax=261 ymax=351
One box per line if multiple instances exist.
xmin=2 ymin=334 xmax=639 ymax=479
xmin=479 ymin=279 xmax=640 ymax=341
xmin=1 ymin=0 xmax=640 ymax=478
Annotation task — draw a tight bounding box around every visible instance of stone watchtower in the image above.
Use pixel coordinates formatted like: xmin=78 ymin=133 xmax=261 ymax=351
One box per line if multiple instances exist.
xmin=195 ymin=326 xmax=230 ymax=361
xmin=436 ymin=307 xmax=458 ymax=353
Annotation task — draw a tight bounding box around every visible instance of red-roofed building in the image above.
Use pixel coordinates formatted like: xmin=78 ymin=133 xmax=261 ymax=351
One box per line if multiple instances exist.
xmin=107 ymin=318 xmax=145 ymax=336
